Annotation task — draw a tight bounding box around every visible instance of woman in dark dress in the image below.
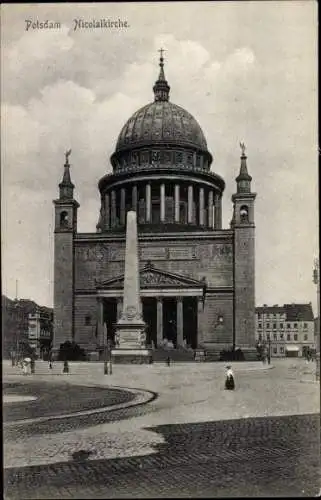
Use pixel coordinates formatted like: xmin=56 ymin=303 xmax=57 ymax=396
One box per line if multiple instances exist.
xmin=225 ymin=365 xmax=235 ymax=390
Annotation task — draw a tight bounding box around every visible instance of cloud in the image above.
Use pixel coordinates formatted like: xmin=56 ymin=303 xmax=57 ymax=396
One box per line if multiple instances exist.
xmin=1 ymin=7 xmax=318 ymax=310
xmin=5 ymin=25 xmax=74 ymax=72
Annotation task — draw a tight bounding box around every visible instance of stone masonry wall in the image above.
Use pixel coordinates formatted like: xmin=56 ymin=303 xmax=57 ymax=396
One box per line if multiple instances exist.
xmin=74 ymin=295 xmax=98 ymax=347
xmin=234 ymin=226 xmax=255 ymax=347
xmin=74 ymin=236 xmax=234 ymax=290
xmin=53 ymin=234 xmax=74 ymax=349
xmin=201 ymin=293 xmax=234 ymax=346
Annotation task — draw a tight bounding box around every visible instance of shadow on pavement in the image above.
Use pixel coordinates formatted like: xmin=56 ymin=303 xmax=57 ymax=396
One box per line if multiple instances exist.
xmin=4 ymin=413 xmax=320 ymax=498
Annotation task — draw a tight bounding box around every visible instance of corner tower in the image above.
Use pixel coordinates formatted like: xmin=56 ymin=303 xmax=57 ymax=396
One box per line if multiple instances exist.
xmin=231 ymin=143 xmax=257 ymax=357
xmin=53 ymin=151 xmax=79 ymax=354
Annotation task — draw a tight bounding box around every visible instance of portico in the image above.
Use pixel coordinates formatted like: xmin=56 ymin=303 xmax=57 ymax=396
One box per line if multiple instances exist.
xmin=95 ymin=263 xmax=206 ymax=349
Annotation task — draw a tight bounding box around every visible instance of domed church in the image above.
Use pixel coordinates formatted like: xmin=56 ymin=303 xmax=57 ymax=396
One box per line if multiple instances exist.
xmin=53 ymin=53 xmax=257 ymax=360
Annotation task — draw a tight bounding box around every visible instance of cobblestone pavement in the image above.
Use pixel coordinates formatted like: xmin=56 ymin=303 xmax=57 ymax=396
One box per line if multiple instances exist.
xmin=4 ymin=414 xmax=320 ymax=498
xmin=3 ymin=359 xmax=320 ymax=497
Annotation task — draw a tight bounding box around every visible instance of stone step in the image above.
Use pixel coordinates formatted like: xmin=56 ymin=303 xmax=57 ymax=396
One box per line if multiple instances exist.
xmin=152 ymin=348 xmax=195 ymax=363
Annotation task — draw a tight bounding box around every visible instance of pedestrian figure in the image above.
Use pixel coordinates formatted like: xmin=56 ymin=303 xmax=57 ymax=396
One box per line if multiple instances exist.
xmin=30 ymin=358 xmax=35 ymax=374
xmin=22 ymin=360 xmax=28 ymax=375
xmin=225 ymin=365 xmax=235 ymax=390
xmin=23 ymin=357 xmax=31 ymax=375
xmin=63 ymin=360 xmax=69 ymax=373
xmin=49 ymin=359 xmax=53 ymax=369
xmin=166 ymin=356 xmax=171 ymax=366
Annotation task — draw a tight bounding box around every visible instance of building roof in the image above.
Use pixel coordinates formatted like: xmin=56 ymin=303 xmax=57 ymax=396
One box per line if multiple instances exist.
xmin=115 ymin=100 xmax=208 ymax=154
xmin=255 ymin=303 xmax=314 ymax=322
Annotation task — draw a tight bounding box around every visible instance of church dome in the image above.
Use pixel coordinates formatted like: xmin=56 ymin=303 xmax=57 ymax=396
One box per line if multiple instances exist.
xmin=110 ymin=52 xmax=213 ymax=174
xmin=115 ymin=100 xmax=208 ymax=153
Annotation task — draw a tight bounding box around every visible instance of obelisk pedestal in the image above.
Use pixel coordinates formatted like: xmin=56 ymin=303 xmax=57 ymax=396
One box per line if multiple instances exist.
xmin=112 ymin=211 xmax=152 ymax=364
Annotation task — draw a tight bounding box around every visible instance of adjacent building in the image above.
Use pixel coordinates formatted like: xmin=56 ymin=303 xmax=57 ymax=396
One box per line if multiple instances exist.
xmin=2 ymin=295 xmax=53 ymax=358
xmin=28 ymin=309 xmax=53 ymax=358
xmin=53 ymin=54 xmax=258 ymax=359
xmin=255 ymin=303 xmax=315 ymax=358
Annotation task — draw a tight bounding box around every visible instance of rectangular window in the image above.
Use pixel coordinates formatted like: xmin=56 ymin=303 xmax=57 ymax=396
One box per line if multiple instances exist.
xmin=294 ymin=323 xmax=298 ymax=329
xmin=273 ymin=323 xmax=277 ymax=329
xmin=258 ymin=313 xmax=261 ymax=319
xmin=303 ymin=323 xmax=308 ymax=329
xmin=287 ymin=334 xmax=291 ymax=341
xmin=304 ymin=334 xmax=308 ymax=341
xmin=273 ymin=347 xmax=277 ymax=354
xmin=258 ymin=334 xmax=262 ymax=341
xmin=287 ymin=323 xmax=291 ymax=329
xmin=280 ymin=323 xmax=284 ymax=329
xmin=85 ymin=315 xmax=92 ymax=326
xmin=280 ymin=333 xmax=284 ymax=340
xmin=266 ymin=323 xmax=270 ymax=329
xmin=294 ymin=334 xmax=298 ymax=341
xmin=258 ymin=323 xmax=262 ymax=329
xmin=280 ymin=347 xmax=284 ymax=354
xmin=273 ymin=334 xmax=277 ymax=340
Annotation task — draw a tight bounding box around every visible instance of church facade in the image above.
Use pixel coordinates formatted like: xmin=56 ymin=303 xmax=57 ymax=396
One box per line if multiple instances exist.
xmin=53 ymin=54 xmax=257 ymax=359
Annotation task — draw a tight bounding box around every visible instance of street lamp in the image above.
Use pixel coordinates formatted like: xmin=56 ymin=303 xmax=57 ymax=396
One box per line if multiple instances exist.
xmin=103 ymin=322 xmax=108 ymax=374
xmin=313 ymin=258 xmax=320 ymax=380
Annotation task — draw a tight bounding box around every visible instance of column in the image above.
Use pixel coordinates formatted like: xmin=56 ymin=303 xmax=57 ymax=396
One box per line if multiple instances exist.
xmin=132 ymin=184 xmax=138 ymax=212
xmin=117 ymin=298 xmax=123 ymax=320
xmin=156 ymin=297 xmax=163 ymax=347
xmin=208 ymin=190 xmax=214 ymax=228
xmin=176 ymin=297 xmax=184 ymax=347
xmin=97 ymin=297 xmax=104 ymax=347
xmin=120 ymin=188 xmax=126 ymax=226
xmin=199 ymin=187 xmax=205 ymax=226
xmin=197 ymin=297 xmax=204 ymax=346
xmin=111 ymin=190 xmax=116 ymax=228
xmin=188 ymin=185 xmax=193 ymax=223
xmin=146 ymin=183 xmax=151 ymax=223
xmin=104 ymin=193 xmax=110 ymax=230
xmin=214 ymin=194 xmax=222 ymax=229
xmin=174 ymin=184 xmax=180 ymax=223
xmin=160 ymin=183 xmax=165 ymax=222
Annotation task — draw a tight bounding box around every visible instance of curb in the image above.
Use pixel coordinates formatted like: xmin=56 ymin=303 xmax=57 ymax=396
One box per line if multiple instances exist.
xmin=4 ymin=385 xmax=157 ymax=428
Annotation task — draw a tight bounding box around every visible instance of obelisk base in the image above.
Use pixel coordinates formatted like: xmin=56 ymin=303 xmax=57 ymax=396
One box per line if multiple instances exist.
xmin=112 ymin=323 xmax=153 ymax=364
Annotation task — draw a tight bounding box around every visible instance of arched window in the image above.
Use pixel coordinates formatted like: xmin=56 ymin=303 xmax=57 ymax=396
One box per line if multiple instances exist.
xmin=60 ymin=211 xmax=69 ymax=227
xmin=240 ymin=205 xmax=249 ymax=223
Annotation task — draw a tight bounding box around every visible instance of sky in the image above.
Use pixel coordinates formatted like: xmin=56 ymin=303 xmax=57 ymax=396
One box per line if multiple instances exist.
xmin=1 ymin=1 xmax=318 ymax=313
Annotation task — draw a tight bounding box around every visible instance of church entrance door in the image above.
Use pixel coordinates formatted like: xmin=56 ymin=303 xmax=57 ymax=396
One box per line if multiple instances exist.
xmin=163 ymin=298 xmax=177 ymax=347
xmin=142 ymin=298 xmax=157 ymax=347
xmin=183 ymin=297 xmax=198 ymax=349
xmin=103 ymin=299 xmax=117 ymax=346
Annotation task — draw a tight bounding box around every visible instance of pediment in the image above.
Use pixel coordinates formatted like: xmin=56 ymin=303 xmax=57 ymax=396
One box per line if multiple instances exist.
xmin=96 ymin=263 xmax=206 ymax=290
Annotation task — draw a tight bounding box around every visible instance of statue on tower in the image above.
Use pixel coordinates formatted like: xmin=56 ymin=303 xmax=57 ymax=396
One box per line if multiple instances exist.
xmin=65 ymin=149 xmax=72 ymax=165
xmin=239 ymin=142 xmax=246 ymax=156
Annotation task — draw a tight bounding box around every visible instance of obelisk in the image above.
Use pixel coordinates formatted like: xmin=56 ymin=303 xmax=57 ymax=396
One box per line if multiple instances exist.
xmin=112 ymin=211 xmax=151 ymax=363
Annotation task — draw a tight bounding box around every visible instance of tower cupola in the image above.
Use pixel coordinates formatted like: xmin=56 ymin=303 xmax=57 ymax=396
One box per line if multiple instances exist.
xmin=235 ymin=142 xmax=252 ymax=194
xmin=153 ymin=48 xmax=170 ymax=102
xmin=59 ymin=149 xmax=75 ymax=200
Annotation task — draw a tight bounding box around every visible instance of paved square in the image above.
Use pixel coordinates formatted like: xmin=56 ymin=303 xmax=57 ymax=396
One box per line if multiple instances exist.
xmin=3 ymin=358 xmax=320 ymax=498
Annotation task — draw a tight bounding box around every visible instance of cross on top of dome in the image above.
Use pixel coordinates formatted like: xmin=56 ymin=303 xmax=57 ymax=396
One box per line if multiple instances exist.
xmin=153 ymin=49 xmax=170 ymax=102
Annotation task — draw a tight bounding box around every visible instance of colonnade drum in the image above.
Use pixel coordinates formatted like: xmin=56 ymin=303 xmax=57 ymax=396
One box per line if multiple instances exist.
xmin=99 ymin=180 xmax=222 ymax=231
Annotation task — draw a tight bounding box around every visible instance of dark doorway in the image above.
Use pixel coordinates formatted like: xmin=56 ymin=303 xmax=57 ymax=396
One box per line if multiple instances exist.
xmin=183 ymin=297 xmax=198 ymax=349
xmin=142 ymin=298 xmax=157 ymax=347
xmin=103 ymin=299 xmax=117 ymax=345
xmin=163 ymin=298 xmax=177 ymax=347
